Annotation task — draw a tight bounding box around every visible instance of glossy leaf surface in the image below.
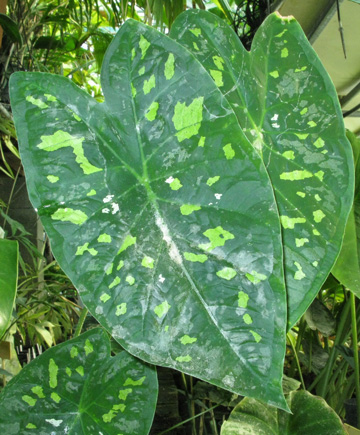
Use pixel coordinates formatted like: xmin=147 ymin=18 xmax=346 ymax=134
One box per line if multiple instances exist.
xmin=221 ymin=391 xmax=346 ymax=435
xmin=0 ymin=238 xmax=18 ymax=339
xmin=332 ymin=131 xmax=360 ymax=297
xmin=10 ymin=19 xmax=288 ymax=408
xmin=0 ymin=328 xmax=157 ymax=434
xmin=170 ymin=10 xmax=354 ymax=327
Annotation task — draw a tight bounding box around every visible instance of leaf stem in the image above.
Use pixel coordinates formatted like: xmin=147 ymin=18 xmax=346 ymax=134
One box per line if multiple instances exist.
xmin=74 ymin=307 xmax=88 ymax=338
xmin=350 ymin=292 xmax=360 ymax=429
xmin=287 ymin=332 xmax=306 ymax=390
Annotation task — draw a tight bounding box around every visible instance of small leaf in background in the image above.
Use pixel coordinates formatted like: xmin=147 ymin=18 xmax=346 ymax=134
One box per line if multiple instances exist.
xmin=10 ymin=18 xmax=288 ymax=409
xmin=0 ymin=239 xmax=18 ymax=339
xmin=170 ymin=10 xmax=354 ymax=329
xmin=0 ymin=13 xmax=22 ymax=45
xmin=221 ymin=391 xmax=346 ymax=434
xmin=0 ymin=328 xmax=158 ymax=434
xmin=304 ymin=298 xmax=336 ymax=336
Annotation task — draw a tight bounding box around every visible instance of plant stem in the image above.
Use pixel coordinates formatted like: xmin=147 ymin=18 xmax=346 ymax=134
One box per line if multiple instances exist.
xmin=287 ymin=332 xmax=306 ymax=390
xmin=74 ymin=307 xmax=88 ymax=337
xmin=317 ymin=295 xmax=351 ymax=398
xmin=350 ymin=292 xmax=360 ymax=429
xmin=158 ymin=403 xmax=220 ymax=435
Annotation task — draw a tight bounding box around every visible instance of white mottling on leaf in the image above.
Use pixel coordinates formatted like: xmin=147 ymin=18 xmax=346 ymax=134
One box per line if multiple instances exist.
xmin=155 ymin=210 xmax=182 ymax=265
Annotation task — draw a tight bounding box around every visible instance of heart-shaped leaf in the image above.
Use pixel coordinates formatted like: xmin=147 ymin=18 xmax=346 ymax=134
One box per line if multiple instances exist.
xmin=170 ymin=10 xmax=354 ymax=328
xmin=221 ymin=391 xmax=346 ymax=435
xmin=0 ymin=328 xmax=158 ymax=434
xmin=0 ymin=238 xmax=18 ymax=339
xmin=10 ymin=19 xmax=288 ymax=408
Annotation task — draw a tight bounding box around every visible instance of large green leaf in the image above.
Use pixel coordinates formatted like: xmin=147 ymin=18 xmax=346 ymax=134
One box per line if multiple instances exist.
xmin=0 ymin=238 xmax=18 ymax=339
xmin=0 ymin=328 xmax=157 ymax=434
xmin=221 ymin=390 xmax=346 ymax=435
xmin=332 ymin=131 xmax=360 ymax=297
xmin=10 ymin=19 xmax=288 ymax=408
xmin=170 ymin=10 xmax=354 ymax=328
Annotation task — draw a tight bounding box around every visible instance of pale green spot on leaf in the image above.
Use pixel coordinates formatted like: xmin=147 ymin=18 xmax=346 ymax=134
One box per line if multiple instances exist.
xmin=70 ymin=347 xmax=78 ymax=358
xmin=139 ymin=34 xmax=150 ymax=59
xmin=26 ymin=423 xmax=37 ymax=429
xmin=105 ymin=263 xmax=113 ymax=275
xmin=184 ymin=252 xmax=208 ymax=263
xmin=269 ymin=70 xmax=279 ymax=78
xmin=243 ymin=313 xmax=253 ymax=324
xmin=124 ymin=376 xmax=146 ymax=386
xmin=313 ymin=261 xmax=319 ymax=267
xmin=145 ymin=101 xmax=159 ymax=121
xmin=193 ymin=42 xmax=199 ymax=51
xmin=119 ymin=388 xmax=132 ymax=400
xmin=198 ymin=136 xmax=205 ymax=147
xmin=98 ymin=233 xmax=112 ymax=243
xmin=281 ymin=47 xmax=288 ymax=58
xmin=103 ymin=410 xmax=116 ymax=423
xmin=169 ymin=178 xmax=182 ymax=190
xmin=76 ymin=366 xmax=84 ymax=376
xmin=223 ymin=143 xmax=235 ymax=160
xmin=87 ymin=189 xmax=96 ymax=196
xmin=280 ymin=216 xmax=306 ymax=229
xmin=295 ymin=66 xmax=307 ymax=72
xmin=295 ymin=238 xmax=309 ymax=247
xmin=131 ymin=48 xmax=136 ymax=60
xmin=66 ymin=367 xmax=72 ymax=377
xmin=75 ymin=242 xmax=98 ymax=256
xmin=300 ymin=108 xmax=308 ymax=115
xmin=189 ymin=28 xmax=201 ymax=37
xmin=52 ymin=208 xmax=88 ymax=225
xmin=216 ymin=267 xmax=236 ymax=280
xmin=84 ymin=338 xmax=94 ymax=355
xmin=313 ymin=229 xmax=320 ymax=236
xmin=199 ymin=226 xmax=234 ymax=252
xmin=165 ymin=53 xmax=175 ymax=80
xmin=143 ymin=74 xmax=156 ymax=95
xmin=22 ymin=395 xmax=36 ymax=406
xmin=44 ymin=94 xmax=57 ymax=102
xmin=238 ymin=291 xmax=249 ymax=308
xmin=275 ymin=29 xmax=287 ymax=38
xmin=73 ymin=113 xmax=81 ymax=122
xmin=109 ymin=276 xmax=121 ymax=289
xmin=117 ymin=260 xmax=124 ymax=271
xmin=210 ymin=69 xmax=223 ymax=87
xmin=116 ymin=303 xmax=127 ymax=316
xmin=37 ymin=130 xmax=103 ymax=174
xmin=31 ymin=386 xmax=45 ymax=398
xmin=294 ymin=262 xmax=306 ymax=280
xmin=139 ymin=66 xmax=145 ymax=76
xmin=180 ymin=335 xmax=197 ymax=345
xmin=295 ymin=133 xmax=309 ymax=140
xmin=314 ymin=137 xmax=325 ymax=148
xmin=315 ymin=171 xmax=325 ymax=181
xmin=176 ymin=355 xmax=192 ymax=362
xmin=307 ymin=121 xmax=317 ymax=127
xmin=280 ymin=170 xmax=313 ymax=181
xmin=207 ymin=176 xmax=220 ymax=186
xmin=142 ymin=256 xmax=154 ymax=269
xmin=282 ymin=150 xmax=295 ymax=160
xmin=126 ymin=275 xmax=135 ymax=285
xmin=315 ymin=194 xmax=321 ymax=201
xmin=172 ymin=97 xmax=204 ymax=142
xmin=131 ymin=83 xmax=136 ymax=98
xmin=250 ymin=330 xmax=262 ymax=343
xmin=100 ymin=293 xmax=111 ymax=303
xmin=118 ymin=234 xmax=136 ymax=255
xmin=47 ymin=175 xmax=59 ymax=183
xmin=246 ymin=271 xmax=266 ymax=284
xmin=313 ymin=209 xmax=326 ymax=223
xmin=51 ymin=392 xmax=61 ymax=403
xmin=212 ymin=55 xmax=224 ymax=70
xmin=49 ymin=358 xmax=58 ymax=388
xmin=26 ymin=95 xmax=48 ymax=109
xmin=180 ymin=204 xmax=201 ymax=215
xmin=296 ymin=191 xmax=306 ymax=198
xmin=154 ymin=300 xmax=171 ymax=318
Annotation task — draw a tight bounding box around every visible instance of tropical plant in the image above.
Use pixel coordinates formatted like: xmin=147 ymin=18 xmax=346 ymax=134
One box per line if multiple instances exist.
xmin=0 ymin=7 xmax=358 ymax=434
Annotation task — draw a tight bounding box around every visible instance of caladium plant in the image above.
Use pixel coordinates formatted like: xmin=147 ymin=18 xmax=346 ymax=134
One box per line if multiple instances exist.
xmin=3 ymin=8 xmax=354 ymax=431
